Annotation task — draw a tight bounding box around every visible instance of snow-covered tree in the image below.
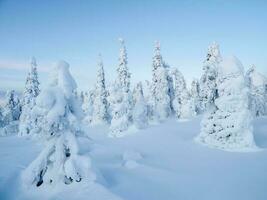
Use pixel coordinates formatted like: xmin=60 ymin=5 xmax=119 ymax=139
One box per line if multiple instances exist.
xmin=153 ymin=67 xmax=172 ymax=121
xmin=92 ymin=55 xmax=109 ymax=124
xmin=190 ymin=79 xmax=201 ymax=115
xmin=196 ymin=56 xmax=256 ymax=150
xmin=150 ymin=41 xmax=173 ymax=121
xmin=172 ymin=69 xmax=194 ymax=119
xmin=0 ymin=106 xmax=4 ymax=128
xmin=2 ymin=90 xmax=21 ymax=123
xmin=80 ymin=91 xmax=85 ymax=104
xmin=19 ymin=57 xmax=40 ymax=136
xmin=109 ymin=39 xmax=133 ymax=136
xmin=117 ymin=38 xmax=131 ymax=93
xmin=83 ymin=90 xmax=95 ymax=123
xmin=0 ymin=90 xmax=21 ymax=135
xmin=22 ymin=61 xmax=95 ymax=188
xmin=142 ymin=80 xmax=154 ymax=120
xmin=245 ymin=65 xmax=267 ymax=117
xmin=199 ymin=42 xmax=222 ymax=112
xmin=132 ymin=82 xmax=148 ymax=129
xmin=109 ymin=82 xmax=133 ymax=136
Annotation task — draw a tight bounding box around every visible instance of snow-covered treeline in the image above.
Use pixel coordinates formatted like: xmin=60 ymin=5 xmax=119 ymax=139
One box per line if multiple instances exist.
xmin=0 ymin=40 xmax=266 ymax=140
xmin=0 ymin=40 xmax=266 ymax=189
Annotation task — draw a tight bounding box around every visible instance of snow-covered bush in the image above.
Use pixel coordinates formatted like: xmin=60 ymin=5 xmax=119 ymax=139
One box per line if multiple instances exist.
xmin=172 ymin=69 xmax=195 ymax=119
xmin=245 ymin=65 xmax=267 ymax=117
xmin=19 ymin=57 xmax=40 ymax=136
xmin=199 ymin=42 xmax=222 ymax=112
xmin=92 ymin=55 xmax=109 ymax=125
xmin=196 ymin=56 xmax=256 ymax=151
xmin=132 ymin=82 xmax=148 ymax=129
xmin=22 ymin=61 xmax=95 ymax=188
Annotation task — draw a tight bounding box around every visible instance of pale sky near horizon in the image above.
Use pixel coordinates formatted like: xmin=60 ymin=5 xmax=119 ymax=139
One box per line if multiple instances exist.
xmin=0 ymin=0 xmax=266 ymax=91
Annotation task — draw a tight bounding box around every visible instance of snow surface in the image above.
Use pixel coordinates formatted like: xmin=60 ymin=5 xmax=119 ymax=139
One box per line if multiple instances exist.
xmin=1 ymin=116 xmax=267 ymax=200
xmin=218 ymin=56 xmax=244 ymax=77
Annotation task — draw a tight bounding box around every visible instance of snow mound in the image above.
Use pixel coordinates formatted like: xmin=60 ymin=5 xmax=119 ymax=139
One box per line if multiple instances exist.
xmin=123 ymin=150 xmax=142 ymax=169
xmin=218 ymin=56 xmax=244 ymax=77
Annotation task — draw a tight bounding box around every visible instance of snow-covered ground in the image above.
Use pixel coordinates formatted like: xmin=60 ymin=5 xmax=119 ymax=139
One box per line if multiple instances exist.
xmin=0 ymin=116 xmax=267 ymax=200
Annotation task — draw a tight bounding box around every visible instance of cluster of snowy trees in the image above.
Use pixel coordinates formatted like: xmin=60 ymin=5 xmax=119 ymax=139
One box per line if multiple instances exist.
xmin=0 ymin=39 xmax=266 ymax=188
xmin=1 ymin=40 xmax=267 ymax=140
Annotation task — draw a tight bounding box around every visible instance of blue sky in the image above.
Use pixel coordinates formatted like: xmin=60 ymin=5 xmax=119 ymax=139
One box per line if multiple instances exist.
xmin=0 ymin=0 xmax=266 ymax=91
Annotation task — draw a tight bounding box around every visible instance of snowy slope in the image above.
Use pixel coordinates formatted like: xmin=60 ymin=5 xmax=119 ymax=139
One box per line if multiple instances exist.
xmin=1 ymin=116 xmax=267 ymax=200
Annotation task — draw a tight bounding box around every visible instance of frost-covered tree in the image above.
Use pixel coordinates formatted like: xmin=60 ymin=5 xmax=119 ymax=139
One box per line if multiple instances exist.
xmin=92 ymin=55 xmax=109 ymax=124
xmin=117 ymin=38 xmax=131 ymax=93
xmin=199 ymin=42 xmax=222 ymax=112
xmin=196 ymin=56 xmax=256 ymax=150
xmin=22 ymin=61 xmax=95 ymax=188
xmin=143 ymin=80 xmax=154 ymax=120
xmin=109 ymin=39 xmax=133 ymax=136
xmin=83 ymin=90 xmax=95 ymax=123
xmin=0 ymin=106 xmax=4 ymax=128
xmin=80 ymin=91 xmax=85 ymax=104
xmin=0 ymin=90 xmax=21 ymax=135
xmin=151 ymin=42 xmax=172 ymax=120
xmin=245 ymin=65 xmax=267 ymax=117
xmin=190 ymin=79 xmax=201 ymax=115
xmin=19 ymin=57 xmax=40 ymax=136
xmin=153 ymin=67 xmax=172 ymax=121
xmin=2 ymin=90 xmax=21 ymax=123
xmin=132 ymin=82 xmax=148 ymax=129
xmin=109 ymin=82 xmax=133 ymax=136
xmin=172 ymin=69 xmax=194 ymax=119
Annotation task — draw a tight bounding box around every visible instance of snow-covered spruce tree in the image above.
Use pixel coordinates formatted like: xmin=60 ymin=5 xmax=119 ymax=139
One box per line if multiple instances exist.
xmin=0 ymin=106 xmax=4 ymax=128
xmin=172 ymin=69 xmax=195 ymax=119
xmin=150 ymin=41 xmax=173 ymax=121
xmin=110 ymin=39 xmax=133 ymax=136
xmin=2 ymin=90 xmax=21 ymax=123
xmin=83 ymin=90 xmax=95 ymax=123
xmin=199 ymin=42 xmax=222 ymax=112
xmin=245 ymin=65 xmax=267 ymax=117
xmin=196 ymin=56 xmax=256 ymax=150
xmin=22 ymin=61 xmax=95 ymax=188
xmin=19 ymin=57 xmax=40 ymax=136
xmin=153 ymin=67 xmax=172 ymax=121
xmin=143 ymin=80 xmax=154 ymax=120
xmin=190 ymin=79 xmax=201 ymax=115
xmin=92 ymin=55 xmax=109 ymax=124
xmin=132 ymin=82 xmax=148 ymax=129
xmin=1 ymin=90 xmax=21 ymax=135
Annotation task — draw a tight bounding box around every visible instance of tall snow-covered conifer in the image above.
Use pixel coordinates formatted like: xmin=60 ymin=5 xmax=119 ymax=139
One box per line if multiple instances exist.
xmin=22 ymin=61 xmax=95 ymax=187
xmin=199 ymin=42 xmax=222 ymax=112
xmin=151 ymin=41 xmax=172 ymax=121
xmin=110 ymin=39 xmax=133 ymax=136
xmin=92 ymin=55 xmax=109 ymax=124
xmin=196 ymin=56 xmax=256 ymax=150
xmin=19 ymin=57 xmax=40 ymax=136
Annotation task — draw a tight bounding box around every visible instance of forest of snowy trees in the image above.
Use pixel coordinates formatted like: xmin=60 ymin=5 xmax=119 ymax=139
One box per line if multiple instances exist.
xmin=0 ymin=40 xmax=267 ymax=188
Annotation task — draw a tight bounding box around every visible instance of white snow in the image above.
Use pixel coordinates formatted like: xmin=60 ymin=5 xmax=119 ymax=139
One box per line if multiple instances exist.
xmin=1 ymin=116 xmax=267 ymax=200
xmin=218 ymin=55 xmax=244 ymax=77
